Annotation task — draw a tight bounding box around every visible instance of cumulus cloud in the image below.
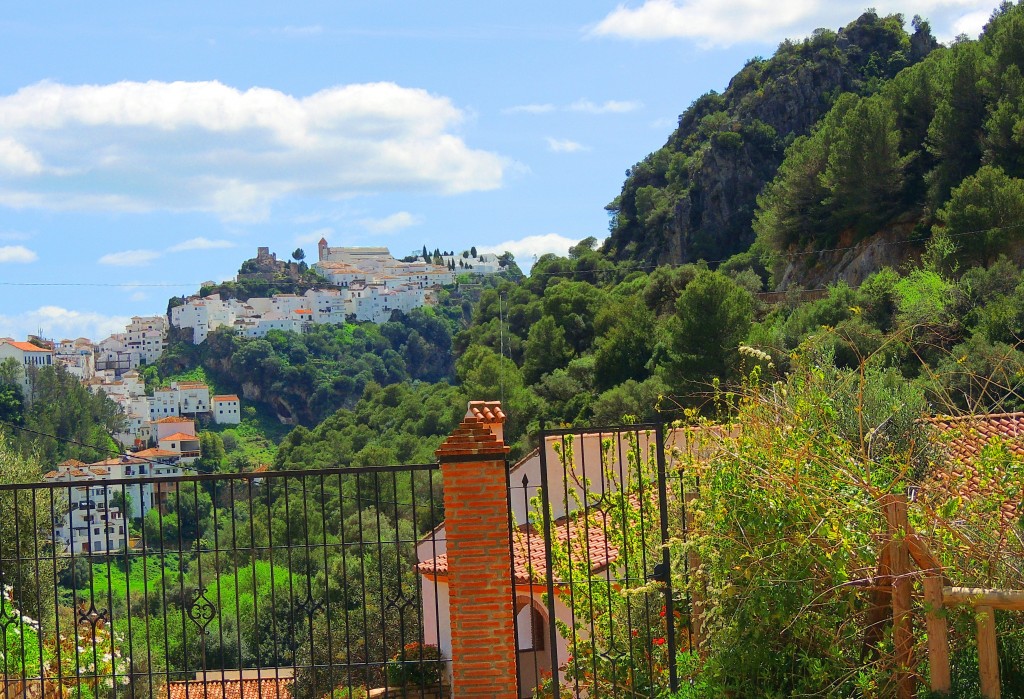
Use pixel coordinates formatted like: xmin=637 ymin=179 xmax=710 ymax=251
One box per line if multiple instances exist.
xmin=546 ymin=138 xmax=589 ymax=153
xmin=0 ymin=80 xmax=505 ymax=221
xmin=0 ymin=245 xmax=37 ymax=263
xmin=98 ymin=249 xmax=161 ymax=266
xmin=480 ymin=233 xmax=582 ymax=270
xmin=360 ymin=211 xmax=422 ymax=233
xmin=0 ymin=306 xmax=131 ymax=341
xmin=588 ymin=0 xmax=998 ymax=46
xmin=168 ymin=237 xmax=236 ymax=252
xmin=952 ymin=9 xmax=991 ymax=37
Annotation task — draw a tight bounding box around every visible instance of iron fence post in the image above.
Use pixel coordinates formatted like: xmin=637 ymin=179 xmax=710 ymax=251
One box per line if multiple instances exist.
xmin=655 ymin=422 xmax=679 ymax=692
xmin=537 ymin=420 xmax=561 ymax=699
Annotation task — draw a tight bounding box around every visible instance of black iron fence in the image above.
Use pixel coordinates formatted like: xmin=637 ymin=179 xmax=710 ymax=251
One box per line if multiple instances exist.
xmin=0 ymin=464 xmax=448 ymax=699
xmin=509 ymin=422 xmax=694 ymax=699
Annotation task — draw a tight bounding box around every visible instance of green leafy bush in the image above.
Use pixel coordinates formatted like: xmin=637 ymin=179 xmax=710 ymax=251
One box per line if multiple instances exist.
xmin=385 ymin=642 xmax=443 ymax=688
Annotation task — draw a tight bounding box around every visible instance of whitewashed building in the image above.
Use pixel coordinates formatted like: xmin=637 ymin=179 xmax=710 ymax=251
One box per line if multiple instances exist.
xmin=0 ymin=338 xmax=55 ymax=396
xmin=212 ymin=395 xmax=241 ymax=424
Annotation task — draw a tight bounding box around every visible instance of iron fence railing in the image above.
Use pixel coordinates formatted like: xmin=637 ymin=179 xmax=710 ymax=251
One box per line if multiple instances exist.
xmin=0 ymin=464 xmax=448 ymax=699
xmin=509 ymin=422 xmax=692 ymax=699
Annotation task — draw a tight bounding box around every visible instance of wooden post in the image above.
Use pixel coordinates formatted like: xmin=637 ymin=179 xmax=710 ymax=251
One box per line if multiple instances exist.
xmin=923 ymin=576 xmax=950 ymax=693
xmin=976 ymin=605 xmax=1000 ymax=699
xmin=884 ymin=494 xmax=915 ymax=699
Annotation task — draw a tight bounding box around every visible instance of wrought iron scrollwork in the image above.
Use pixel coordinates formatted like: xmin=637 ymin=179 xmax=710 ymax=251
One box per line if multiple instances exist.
xmin=77 ymin=600 xmax=109 ymax=629
xmin=296 ymin=592 xmax=324 ymax=618
xmin=186 ymin=589 xmax=217 ymax=631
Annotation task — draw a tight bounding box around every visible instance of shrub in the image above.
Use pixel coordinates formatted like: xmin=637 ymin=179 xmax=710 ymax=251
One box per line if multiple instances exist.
xmin=385 ymin=642 xmax=443 ymax=688
xmin=324 ymin=687 xmax=368 ymax=699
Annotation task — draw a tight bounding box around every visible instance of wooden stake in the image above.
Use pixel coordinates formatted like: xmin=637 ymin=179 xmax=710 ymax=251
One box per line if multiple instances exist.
xmin=885 ymin=495 xmax=915 ymax=699
xmin=923 ymin=576 xmax=950 ymax=693
xmin=976 ymin=605 xmax=1000 ymax=699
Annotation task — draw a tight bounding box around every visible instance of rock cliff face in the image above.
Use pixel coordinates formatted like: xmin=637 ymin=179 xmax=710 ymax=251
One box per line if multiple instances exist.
xmin=602 ymin=12 xmax=937 ymax=270
xmin=777 ymin=221 xmax=919 ymax=291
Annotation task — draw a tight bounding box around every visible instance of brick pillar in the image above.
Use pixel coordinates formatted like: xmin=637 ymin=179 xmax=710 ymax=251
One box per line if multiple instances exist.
xmin=436 ymin=415 xmax=517 ymax=699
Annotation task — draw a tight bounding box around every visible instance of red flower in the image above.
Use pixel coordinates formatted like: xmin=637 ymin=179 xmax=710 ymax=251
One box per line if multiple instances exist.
xmin=631 ymin=629 xmax=639 ymax=637
xmin=653 ymin=637 xmax=666 ymax=646
xmin=660 ymin=606 xmax=667 ymax=617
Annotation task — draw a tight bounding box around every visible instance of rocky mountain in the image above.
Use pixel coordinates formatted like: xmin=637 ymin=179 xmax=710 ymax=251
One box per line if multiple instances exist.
xmin=601 ymin=11 xmax=938 ymax=268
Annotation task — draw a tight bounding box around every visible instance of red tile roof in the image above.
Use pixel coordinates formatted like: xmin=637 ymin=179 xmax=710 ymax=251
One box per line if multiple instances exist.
xmin=924 ymin=412 xmax=1024 ymax=526
xmin=213 ymin=395 xmax=240 ymax=402
xmin=166 ymin=678 xmax=291 ymax=699
xmin=160 ymin=432 xmax=199 ymax=442
xmin=0 ymin=340 xmax=52 ymax=352
xmin=924 ymin=413 xmax=1024 ymax=462
xmin=133 ymin=448 xmax=179 ymax=458
xmin=418 ymin=506 xmax=622 ymax=585
xmin=156 ymin=416 xmax=192 ymax=424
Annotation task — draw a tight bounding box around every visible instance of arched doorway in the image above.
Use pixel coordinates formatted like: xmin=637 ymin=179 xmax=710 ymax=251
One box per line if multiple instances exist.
xmin=515 ymin=597 xmax=551 ymax=698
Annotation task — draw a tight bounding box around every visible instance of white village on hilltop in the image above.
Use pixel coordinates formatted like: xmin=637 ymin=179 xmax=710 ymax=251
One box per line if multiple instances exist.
xmin=0 ymin=240 xmax=502 ymax=556
xmin=171 ymin=239 xmax=502 ymax=342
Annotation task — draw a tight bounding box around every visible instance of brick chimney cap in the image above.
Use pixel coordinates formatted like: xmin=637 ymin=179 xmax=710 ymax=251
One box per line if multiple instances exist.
xmin=466 ymin=400 xmax=506 ymax=424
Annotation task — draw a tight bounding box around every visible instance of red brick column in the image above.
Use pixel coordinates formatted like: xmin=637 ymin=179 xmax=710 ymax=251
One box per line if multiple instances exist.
xmin=436 ymin=415 xmax=517 ymax=698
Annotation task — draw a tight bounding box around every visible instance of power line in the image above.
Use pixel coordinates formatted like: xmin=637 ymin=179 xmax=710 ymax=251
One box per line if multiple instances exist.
xmin=0 ymin=418 xmax=173 ymax=467
xmin=525 ymin=221 xmax=1024 ymax=279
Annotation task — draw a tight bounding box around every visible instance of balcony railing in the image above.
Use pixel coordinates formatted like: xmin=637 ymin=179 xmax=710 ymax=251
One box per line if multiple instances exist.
xmin=0 ymin=465 xmax=449 ymax=699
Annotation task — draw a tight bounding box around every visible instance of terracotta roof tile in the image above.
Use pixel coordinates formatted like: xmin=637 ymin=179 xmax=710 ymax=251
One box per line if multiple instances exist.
xmin=923 ymin=412 xmax=1024 ymax=526
xmin=133 ymin=448 xmax=179 ymax=458
xmin=467 ymin=400 xmax=506 ymax=424
xmin=418 ymin=503 xmax=626 ymax=585
xmin=165 ymin=678 xmax=291 ymax=699
xmin=160 ymin=432 xmax=199 ymax=442
xmin=156 ymin=417 xmax=192 ymax=424
xmin=0 ymin=340 xmax=52 ymax=352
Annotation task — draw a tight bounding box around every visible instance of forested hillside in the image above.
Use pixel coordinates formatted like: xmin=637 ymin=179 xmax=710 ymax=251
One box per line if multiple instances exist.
xmin=756 ymin=2 xmax=1024 ymax=287
xmin=276 ymin=6 xmax=1024 ymax=461
xmin=155 ymin=306 xmax=463 ymax=427
xmin=602 ymin=10 xmax=938 ymax=266
xmin=603 ymin=3 xmax=1024 ymax=298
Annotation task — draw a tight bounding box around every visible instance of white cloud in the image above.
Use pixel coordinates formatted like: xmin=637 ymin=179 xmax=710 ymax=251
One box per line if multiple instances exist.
xmin=569 ymin=99 xmax=642 ymax=114
xmin=505 ymin=100 xmax=641 ymax=115
xmin=0 ymin=138 xmax=43 ymax=175
xmin=0 ymin=80 xmax=505 ymax=220
xmin=0 ymin=306 xmax=131 ymax=341
xmin=504 ymin=103 xmax=557 ymax=114
xmin=277 ymin=25 xmax=324 ymax=37
xmin=98 ymin=249 xmax=161 ymax=266
xmin=546 ymin=138 xmax=589 ymax=153
xmin=952 ymin=9 xmax=991 ymax=37
xmin=588 ymin=0 xmax=998 ymax=47
xmin=360 ymin=211 xmax=422 ymax=233
xmin=295 ymin=227 xmax=334 ymax=245
xmin=168 ymin=237 xmax=236 ymax=252
xmin=0 ymin=245 xmax=36 ymax=263
xmin=480 ymin=233 xmax=582 ymax=270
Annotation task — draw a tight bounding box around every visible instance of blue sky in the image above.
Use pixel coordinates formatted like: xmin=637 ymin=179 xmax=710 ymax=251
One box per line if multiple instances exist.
xmin=0 ymin=0 xmax=1001 ymax=340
